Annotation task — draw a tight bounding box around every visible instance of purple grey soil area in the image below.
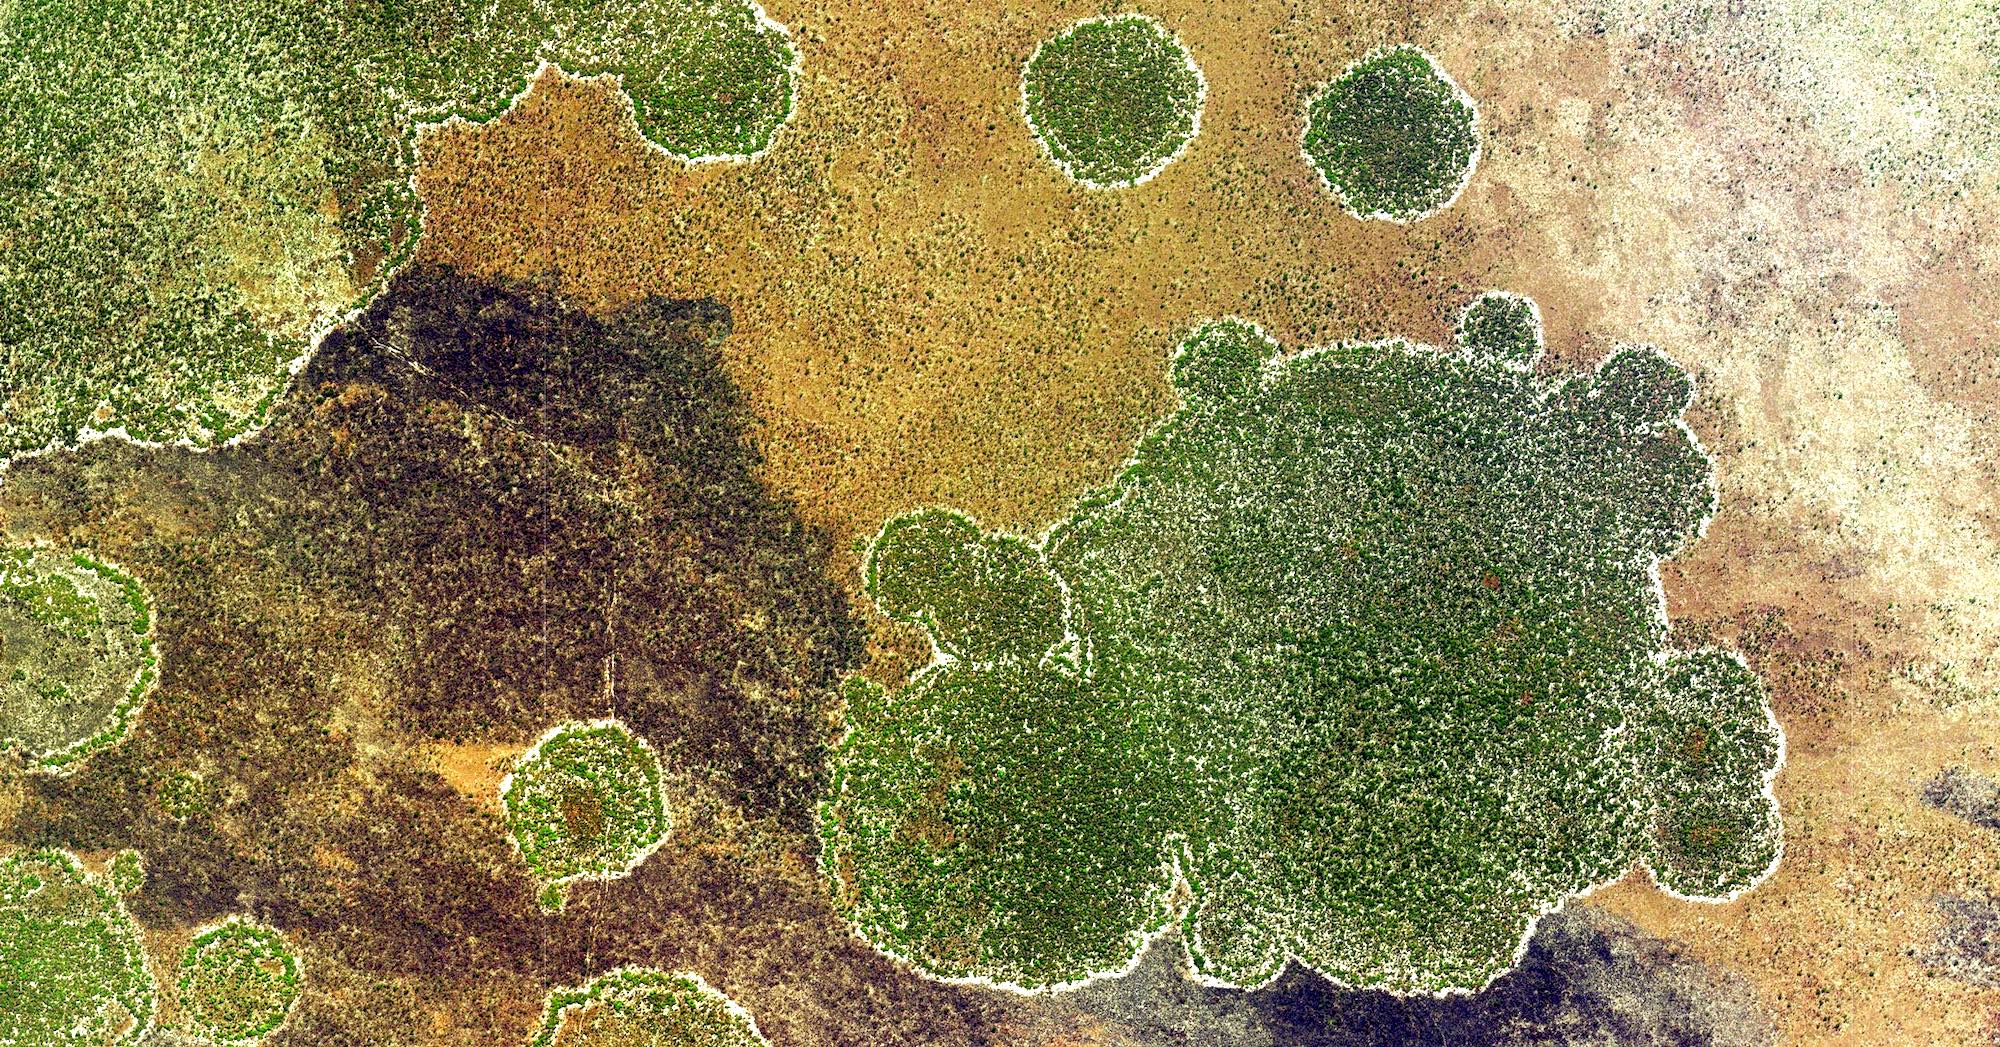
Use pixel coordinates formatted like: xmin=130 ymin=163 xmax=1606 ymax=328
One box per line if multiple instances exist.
xmin=1052 ymin=907 xmax=1772 ymax=1047
xmin=0 ymin=267 xmax=1773 ymax=1046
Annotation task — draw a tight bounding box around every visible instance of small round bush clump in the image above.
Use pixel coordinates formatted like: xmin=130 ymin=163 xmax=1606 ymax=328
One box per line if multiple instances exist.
xmin=1022 ymin=14 xmax=1207 ymax=189
xmin=528 ymin=968 xmax=769 ymax=1047
xmin=0 ymin=0 xmax=799 ymax=459
xmin=1304 ymin=44 xmax=1480 ymax=222
xmin=501 ymin=719 xmax=670 ymax=909
xmin=176 ymin=918 xmax=302 ymax=1044
xmin=1456 ymin=291 xmax=1544 ymax=369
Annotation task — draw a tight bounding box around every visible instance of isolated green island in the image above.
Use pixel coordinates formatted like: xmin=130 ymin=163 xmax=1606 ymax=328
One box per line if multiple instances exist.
xmin=1456 ymin=290 xmax=1543 ymax=368
xmin=1304 ymin=45 xmax=1480 ymax=222
xmin=528 ymin=968 xmax=768 ymax=1047
xmin=819 ymin=298 xmax=1782 ymax=993
xmin=175 ymin=918 xmax=302 ymax=1044
xmin=503 ymin=719 xmax=671 ymax=910
xmin=0 ymin=0 xmax=797 ymax=457
xmin=0 ymin=850 xmax=154 ymax=1047
xmin=1021 ymin=14 xmax=1206 ymax=188
xmin=0 ymin=547 xmax=158 ymax=772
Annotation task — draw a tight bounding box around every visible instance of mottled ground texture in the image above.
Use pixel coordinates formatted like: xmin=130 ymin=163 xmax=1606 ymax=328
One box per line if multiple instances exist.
xmin=402 ymin=0 xmax=2000 ymax=1039
xmin=7 ymin=0 xmax=2000 ymax=1042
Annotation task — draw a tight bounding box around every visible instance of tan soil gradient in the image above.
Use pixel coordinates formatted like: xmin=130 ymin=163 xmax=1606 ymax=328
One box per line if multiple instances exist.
xmin=409 ymin=1 xmax=2000 ymax=1043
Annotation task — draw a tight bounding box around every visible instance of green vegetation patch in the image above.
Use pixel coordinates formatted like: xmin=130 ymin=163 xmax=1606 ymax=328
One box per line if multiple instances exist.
xmin=1303 ymin=44 xmax=1480 ymax=222
xmin=1456 ymin=290 xmax=1544 ymax=369
xmin=106 ymin=850 xmax=146 ymax=896
xmin=0 ymin=548 xmax=158 ymax=772
xmin=0 ymin=0 xmax=798 ymax=458
xmin=528 ymin=968 xmax=768 ymax=1047
xmin=175 ymin=917 xmax=302 ymax=1045
xmin=1021 ymin=14 xmax=1206 ymax=189
xmin=819 ymin=306 xmax=1782 ymax=993
xmin=0 ymin=850 xmax=154 ymax=1047
xmin=502 ymin=719 xmax=671 ymax=910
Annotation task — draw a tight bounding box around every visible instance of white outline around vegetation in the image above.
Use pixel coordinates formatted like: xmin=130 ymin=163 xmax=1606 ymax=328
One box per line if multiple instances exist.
xmin=1019 ymin=13 xmax=1209 ymax=191
xmin=824 ymin=319 xmax=1786 ymax=1000
xmin=1300 ymin=44 xmax=1483 ymax=224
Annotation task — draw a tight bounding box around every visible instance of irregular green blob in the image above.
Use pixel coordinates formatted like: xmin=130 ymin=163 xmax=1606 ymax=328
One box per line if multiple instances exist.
xmin=0 ymin=0 xmax=797 ymax=457
xmin=176 ymin=918 xmax=302 ymax=1045
xmin=866 ymin=509 xmax=1064 ymax=663
xmin=0 ymin=548 xmax=158 ymax=772
xmin=1638 ymin=651 xmax=1782 ymax=899
xmin=1021 ymin=14 xmax=1206 ymax=189
xmin=1303 ymin=45 xmax=1480 ymax=222
xmin=0 ymin=850 xmax=154 ymax=1047
xmin=527 ymin=968 xmax=768 ymax=1047
xmin=819 ymin=310 xmax=1782 ymax=992
xmin=502 ymin=719 xmax=670 ymax=910
xmin=1456 ymin=291 xmax=1544 ymax=369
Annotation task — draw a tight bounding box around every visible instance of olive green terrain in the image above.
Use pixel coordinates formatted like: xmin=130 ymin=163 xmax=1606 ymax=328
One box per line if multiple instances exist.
xmin=0 ymin=0 xmax=794 ymax=455
xmin=0 ymin=850 xmax=153 ymax=1047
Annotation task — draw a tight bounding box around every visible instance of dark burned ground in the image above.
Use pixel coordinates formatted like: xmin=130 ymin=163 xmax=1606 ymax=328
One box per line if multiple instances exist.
xmin=0 ymin=266 xmax=1771 ymax=1046
xmin=0 ymin=265 xmax=1009 ymax=1046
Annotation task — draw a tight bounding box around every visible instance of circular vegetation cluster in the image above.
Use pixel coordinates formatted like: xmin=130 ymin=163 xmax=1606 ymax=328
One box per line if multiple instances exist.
xmin=1304 ymin=45 xmax=1480 ymax=222
xmin=1022 ymin=14 xmax=1206 ymax=188
xmin=1457 ymin=290 xmax=1544 ymax=369
xmin=820 ymin=299 xmax=1782 ymax=993
xmin=176 ymin=918 xmax=302 ymax=1045
xmin=0 ymin=0 xmax=797 ymax=458
xmin=0 ymin=547 xmax=158 ymax=773
xmin=502 ymin=719 xmax=671 ymax=910
xmin=528 ymin=968 xmax=769 ymax=1047
xmin=0 ymin=850 xmax=153 ymax=1047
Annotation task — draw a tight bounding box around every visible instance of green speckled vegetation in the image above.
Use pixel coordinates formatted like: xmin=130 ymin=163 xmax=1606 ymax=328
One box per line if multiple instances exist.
xmin=502 ymin=719 xmax=671 ymax=910
xmin=819 ymin=308 xmax=1781 ymax=992
xmin=155 ymin=769 xmax=210 ymax=822
xmin=1457 ymin=291 xmax=1544 ymax=369
xmin=528 ymin=968 xmax=768 ymax=1047
xmin=0 ymin=850 xmax=154 ymax=1047
xmin=0 ymin=0 xmax=797 ymax=457
xmin=1303 ymin=45 xmax=1480 ymax=222
xmin=1021 ymin=14 xmax=1205 ymax=189
xmin=0 ymin=548 xmax=157 ymax=772
xmin=175 ymin=918 xmax=301 ymax=1044
xmin=107 ymin=850 xmax=145 ymax=896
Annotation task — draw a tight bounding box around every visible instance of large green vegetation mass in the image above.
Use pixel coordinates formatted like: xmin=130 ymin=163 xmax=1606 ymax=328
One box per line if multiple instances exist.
xmin=1303 ymin=44 xmax=1480 ymax=222
xmin=0 ymin=0 xmax=796 ymax=457
xmin=503 ymin=719 xmax=671 ymax=910
xmin=528 ymin=968 xmax=769 ymax=1047
xmin=819 ymin=304 xmax=1782 ymax=993
xmin=0 ymin=547 xmax=157 ymax=772
xmin=1021 ymin=14 xmax=1205 ymax=189
xmin=0 ymin=850 xmax=153 ymax=1047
